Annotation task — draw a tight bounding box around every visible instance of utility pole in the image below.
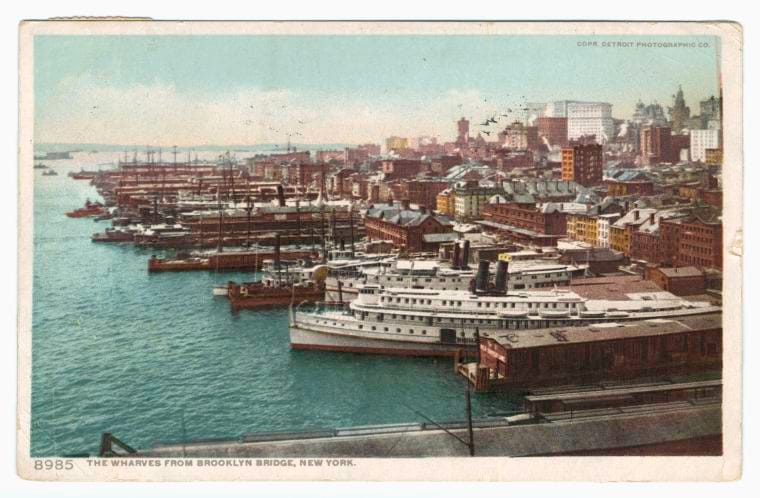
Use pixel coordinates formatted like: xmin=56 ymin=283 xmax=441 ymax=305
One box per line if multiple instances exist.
xmin=465 ymin=383 xmax=475 ymax=457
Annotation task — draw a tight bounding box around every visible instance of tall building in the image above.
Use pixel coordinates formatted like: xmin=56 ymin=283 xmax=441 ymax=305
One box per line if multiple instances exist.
xmin=536 ymin=117 xmax=568 ymax=147
xmin=699 ymin=96 xmax=722 ymax=129
xmin=668 ymin=85 xmax=691 ymax=133
xmin=631 ymin=100 xmax=668 ymax=126
xmin=500 ymin=121 xmax=539 ymax=150
xmin=639 ymin=125 xmax=672 ymax=165
xmin=690 ymin=129 xmax=721 ymax=162
xmin=547 ymin=101 xmax=613 ymax=144
xmin=561 ymin=143 xmax=603 ymax=187
xmin=456 ymin=117 xmax=470 ymax=144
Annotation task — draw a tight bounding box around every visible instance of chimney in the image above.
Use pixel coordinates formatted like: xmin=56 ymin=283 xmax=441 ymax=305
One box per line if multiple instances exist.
xmin=276 ymin=184 xmax=286 ymax=207
xmin=634 ymin=209 xmax=639 ymax=221
xmin=461 ymin=240 xmax=471 ymax=270
xmin=475 ymin=260 xmax=490 ymax=293
xmin=649 ymin=212 xmax=655 ymax=224
xmin=452 ymin=242 xmax=461 ymax=269
xmin=419 ymin=206 xmax=426 ymax=214
xmin=401 ymin=199 xmax=411 ymax=210
xmin=597 ymin=205 xmax=602 ymax=215
xmin=495 ymin=260 xmax=509 ymax=294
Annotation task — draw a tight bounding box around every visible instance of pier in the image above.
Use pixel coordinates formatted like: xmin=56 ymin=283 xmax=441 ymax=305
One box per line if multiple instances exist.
xmin=108 ymin=393 xmax=721 ymax=458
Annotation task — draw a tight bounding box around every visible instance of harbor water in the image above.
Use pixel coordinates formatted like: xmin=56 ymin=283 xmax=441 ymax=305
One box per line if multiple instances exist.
xmin=30 ymin=152 xmax=520 ymax=457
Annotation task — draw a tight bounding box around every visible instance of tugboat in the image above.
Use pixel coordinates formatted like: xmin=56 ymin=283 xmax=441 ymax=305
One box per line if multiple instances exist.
xmin=65 ymin=199 xmax=106 ymax=218
xmin=68 ymin=169 xmax=98 ymax=180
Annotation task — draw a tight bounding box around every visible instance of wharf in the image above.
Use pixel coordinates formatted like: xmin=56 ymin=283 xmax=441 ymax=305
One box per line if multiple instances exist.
xmin=125 ymin=399 xmax=720 ymax=458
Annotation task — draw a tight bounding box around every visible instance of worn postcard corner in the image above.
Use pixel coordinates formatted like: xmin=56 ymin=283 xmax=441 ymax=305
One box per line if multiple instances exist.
xmin=17 ymin=20 xmax=742 ymax=482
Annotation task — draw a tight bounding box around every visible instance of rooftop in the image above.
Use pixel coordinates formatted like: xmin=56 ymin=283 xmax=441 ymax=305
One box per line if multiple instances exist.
xmin=483 ymin=313 xmax=721 ymax=349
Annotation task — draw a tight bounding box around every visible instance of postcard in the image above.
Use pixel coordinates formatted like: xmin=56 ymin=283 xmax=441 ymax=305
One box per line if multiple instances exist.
xmin=17 ymin=20 xmax=742 ymax=481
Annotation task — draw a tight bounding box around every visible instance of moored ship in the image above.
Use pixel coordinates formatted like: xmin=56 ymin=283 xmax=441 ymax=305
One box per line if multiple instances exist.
xmin=225 ymin=259 xmax=329 ymax=311
xmin=65 ymin=200 xmax=106 ymax=218
xmin=289 ymin=260 xmax=722 ymax=357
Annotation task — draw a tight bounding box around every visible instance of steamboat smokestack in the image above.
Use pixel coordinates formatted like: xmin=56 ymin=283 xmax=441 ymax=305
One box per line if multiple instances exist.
xmin=475 ymin=260 xmax=490 ymax=293
xmin=452 ymin=242 xmax=461 ymax=269
xmin=276 ymin=184 xmax=286 ymax=207
xmin=461 ymin=240 xmax=471 ymax=270
xmin=495 ymin=260 xmax=509 ymax=294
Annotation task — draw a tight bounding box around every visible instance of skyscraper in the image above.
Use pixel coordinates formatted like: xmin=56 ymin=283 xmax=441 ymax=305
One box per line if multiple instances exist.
xmin=457 ymin=117 xmax=470 ymax=144
xmin=669 ymin=85 xmax=691 ymax=133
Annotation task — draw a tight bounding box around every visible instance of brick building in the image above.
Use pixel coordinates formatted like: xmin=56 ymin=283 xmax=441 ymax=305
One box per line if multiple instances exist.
xmin=381 ymin=159 xmax=426 ymax=180
xmin=646 ymin=266 xmax=707 ymax=296
xmin=364 ymin=201 xmax=454 ymax=253
xmin=561 ymin=143 xmax=603 ymax=186
xmin=480 ymin=197 xmax=567 ymax=246
xmin=536 ymin=117 xmax=568 ymax=147
xmin=405 ymin=180 xmax=450 ymax=211
xmin=640 ymin=126 xmax=672 ymax=165
xmin=663 ymin=215 xmax=723 ymax=270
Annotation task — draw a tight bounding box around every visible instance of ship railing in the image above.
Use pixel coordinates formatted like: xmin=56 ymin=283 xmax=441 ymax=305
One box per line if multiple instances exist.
xmin=297 ymin=300 xmax=350 ymax=316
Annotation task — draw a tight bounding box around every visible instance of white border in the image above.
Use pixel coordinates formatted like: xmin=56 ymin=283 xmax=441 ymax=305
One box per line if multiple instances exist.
xmin=13 ymin=18 xmax=744 ymax=485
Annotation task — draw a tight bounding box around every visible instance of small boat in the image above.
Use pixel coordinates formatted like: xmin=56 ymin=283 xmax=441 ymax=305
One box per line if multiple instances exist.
xmin=42 ymin=169 xmax=58 ymax=176
xmin=34 ymin=163 xmax=48 ymax=169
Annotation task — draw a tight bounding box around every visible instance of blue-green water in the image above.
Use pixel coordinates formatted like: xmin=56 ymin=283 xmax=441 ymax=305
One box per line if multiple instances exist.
xmin=31 ymin=155 xmax=519 ymax=457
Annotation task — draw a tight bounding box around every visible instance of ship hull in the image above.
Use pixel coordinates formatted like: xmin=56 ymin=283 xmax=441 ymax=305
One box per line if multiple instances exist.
xmin=230 ymin=290 xmax=324 ymax=311
xmin=289 ymin=325 xmax=472 ymax=357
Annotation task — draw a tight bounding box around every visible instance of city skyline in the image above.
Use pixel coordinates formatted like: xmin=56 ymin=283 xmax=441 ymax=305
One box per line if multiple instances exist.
xmin=35 ymin=35 xmax=720 ymax=146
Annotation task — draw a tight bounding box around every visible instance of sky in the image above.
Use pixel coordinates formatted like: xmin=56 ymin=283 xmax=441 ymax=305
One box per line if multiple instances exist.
xmin=34 ymin=35 xmax=721 ymax=147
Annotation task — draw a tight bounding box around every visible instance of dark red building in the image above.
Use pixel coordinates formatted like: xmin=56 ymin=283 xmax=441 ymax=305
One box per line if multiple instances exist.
xmin=536 ymin=117 xmax=568 ymax=147
xmin=364 ymin=202 xmax=454 ymax=252
xmin=561 ymin=143 xmax=603 ymax=186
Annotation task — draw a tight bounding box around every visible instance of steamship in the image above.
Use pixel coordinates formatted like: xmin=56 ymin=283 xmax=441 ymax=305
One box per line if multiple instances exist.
xmin=289 ymin=260 xmax=721 ymax=356
xmin=324 ymin=240 xmax=582 ymax=302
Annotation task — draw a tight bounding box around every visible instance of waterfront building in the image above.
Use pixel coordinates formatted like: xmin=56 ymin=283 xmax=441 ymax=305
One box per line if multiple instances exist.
xmin=463 ymin=313 xmax=721 ymax=391
xmin=646 ymin=266 xmax=707 ymax=296
xmin=364 ymin=201 xmax=454 ymax=253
